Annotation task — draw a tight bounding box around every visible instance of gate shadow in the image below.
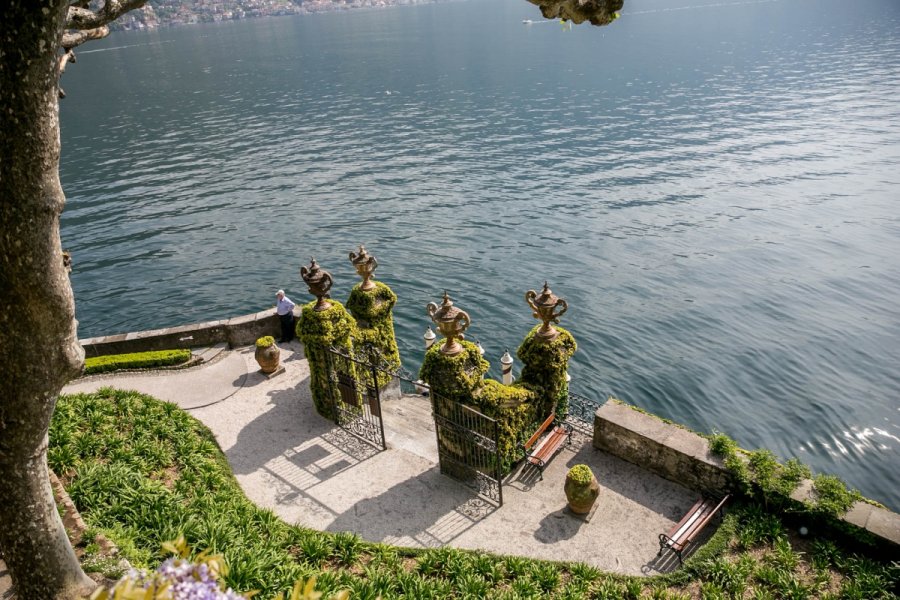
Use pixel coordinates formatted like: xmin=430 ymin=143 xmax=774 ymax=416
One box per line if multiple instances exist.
xmin=325 ymin=464 xmax=498 ymax=547
xmin=225 ymin=376 xmax=389 ymax=519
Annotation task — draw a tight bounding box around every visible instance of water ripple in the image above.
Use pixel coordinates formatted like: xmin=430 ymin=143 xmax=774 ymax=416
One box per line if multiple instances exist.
xmin=58 ymin=0 xmax=900 ymax=508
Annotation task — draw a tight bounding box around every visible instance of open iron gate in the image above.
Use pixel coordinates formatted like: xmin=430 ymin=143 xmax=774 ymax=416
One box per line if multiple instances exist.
xmin=325 ymin=343 xmax=503 ymax=505
xmin=325 ymin=346 xmax=387 ymax=451
xmin=431 ymin=393 xmax=503 ymax=507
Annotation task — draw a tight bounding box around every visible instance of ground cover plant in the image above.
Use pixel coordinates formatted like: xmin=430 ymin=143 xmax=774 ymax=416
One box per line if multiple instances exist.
xmin=83 ymin=349 xmax=193 ymax=375
xmin=50 ymin=389 xmax=899 ymax=599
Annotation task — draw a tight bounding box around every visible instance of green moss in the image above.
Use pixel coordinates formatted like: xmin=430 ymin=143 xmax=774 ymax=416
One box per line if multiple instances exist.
xmin=347 ymin=282 xmax=400 ymax=389
xmin=296 ymin=301 xmax=357 ymax=419
xmin=255 ymin=336 xmax=275 ymax=349
xmin=472 ymin=379 xmax=537 ymax=473
xmin=296 ymin=300 xmax=356 ymax=344
xmin=567 ymin=464 xmax=593 ymax=485
xmin=419 ymin=346 xmax=540 ymax=473
xmin=418 ymin=340 xmax=489 ymax=402
xmin=83 ymin=349 xmax=192 ymax=375
xmin=346 ymin=281 xmax=397 ymax=324
xmin=517 ymin=325 xmax=577 ymax=419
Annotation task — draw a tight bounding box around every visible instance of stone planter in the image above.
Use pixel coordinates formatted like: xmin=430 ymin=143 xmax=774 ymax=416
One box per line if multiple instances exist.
xmin=255 ymin=341 xmax=281 ymax=374
xmin=564 ymin=465 xmax=600 ymax=514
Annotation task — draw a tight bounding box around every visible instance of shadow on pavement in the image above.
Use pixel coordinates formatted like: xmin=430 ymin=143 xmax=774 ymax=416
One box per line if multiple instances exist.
xmin=326 ymin=465 xmax=498 ymax=547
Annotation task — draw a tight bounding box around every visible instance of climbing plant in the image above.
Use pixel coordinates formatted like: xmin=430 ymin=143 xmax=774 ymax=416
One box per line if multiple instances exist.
xmin=346 ymin=281 xmax=400 ymax=389
xmin=296 ymin=300 xmax=356 ymax=419
xmin=517 ymin=325 xmax=577 ymax=420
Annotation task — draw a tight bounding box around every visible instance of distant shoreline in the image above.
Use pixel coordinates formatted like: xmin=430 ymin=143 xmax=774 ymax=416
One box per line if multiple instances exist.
xmin=109 ymin=0 xmax=453 ymax=33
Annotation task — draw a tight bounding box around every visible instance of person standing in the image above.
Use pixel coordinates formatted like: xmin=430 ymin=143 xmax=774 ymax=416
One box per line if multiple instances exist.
xmin=275 ymin=289 xmax=296 ymax=343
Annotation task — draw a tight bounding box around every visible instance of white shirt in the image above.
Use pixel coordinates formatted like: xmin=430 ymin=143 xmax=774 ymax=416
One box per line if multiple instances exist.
xmin=276 ymin=295 xmax=296 ymax=316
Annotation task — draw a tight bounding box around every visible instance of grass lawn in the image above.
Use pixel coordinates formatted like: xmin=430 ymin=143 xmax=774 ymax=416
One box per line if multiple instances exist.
xmin=50 ymin=388 xmax=898 ymax=599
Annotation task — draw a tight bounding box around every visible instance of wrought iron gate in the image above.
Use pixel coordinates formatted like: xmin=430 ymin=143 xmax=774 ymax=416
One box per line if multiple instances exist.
xmin=431 ymin=393 xmax=503 ymax=506
xmin=325 ymin=346 xmax=387 ymax=451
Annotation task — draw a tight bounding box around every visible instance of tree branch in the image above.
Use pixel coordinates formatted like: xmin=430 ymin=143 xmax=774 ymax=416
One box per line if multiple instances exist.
xmin=66 ymin=0 xmax=147 ymax=31
xmin=61 ymin=26 xmax=108 ymax=50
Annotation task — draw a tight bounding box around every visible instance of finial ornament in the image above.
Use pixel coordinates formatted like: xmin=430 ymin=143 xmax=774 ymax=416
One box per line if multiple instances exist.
xmin=300 ymin=257 xmax=334 ymax=312
xmin=349 ymin=244 xmax=378 ymax=291
xmin=426 ymin=291 xmax=471 ymax=356
xmin=525 ymin=281 xmax=568 ymax=342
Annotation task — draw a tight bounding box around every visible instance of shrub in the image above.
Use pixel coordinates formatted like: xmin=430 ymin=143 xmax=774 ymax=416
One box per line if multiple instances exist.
xmin=811 ymin=474 xmax=861 ymax=517
xmin=255 ymin=336 xmax=275 ymax=348
xmin=517 ymin=325 xmax=577 ymax=418
xmin=708 ymin=432 xmax=738 ymax=457
xmin=566 ymin=464 xmax=593 ymax=485
xmin=83 ymin=349 xmax=192 ymax=375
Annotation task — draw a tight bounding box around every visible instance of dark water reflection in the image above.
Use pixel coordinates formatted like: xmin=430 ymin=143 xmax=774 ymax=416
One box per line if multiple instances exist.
xmin=59 ymin=0 xmax=900 ymax=508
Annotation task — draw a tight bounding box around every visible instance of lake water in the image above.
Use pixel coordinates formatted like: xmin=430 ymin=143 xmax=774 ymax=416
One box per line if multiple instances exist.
xmin=59 ymin=0 xmax=900 ymax=509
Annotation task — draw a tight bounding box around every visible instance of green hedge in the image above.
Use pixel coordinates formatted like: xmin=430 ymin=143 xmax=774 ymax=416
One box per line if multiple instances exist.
xmin=83 ymin=349 xmax=192 ymax=375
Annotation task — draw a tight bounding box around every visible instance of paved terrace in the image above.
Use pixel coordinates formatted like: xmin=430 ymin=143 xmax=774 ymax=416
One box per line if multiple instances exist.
xmin=2 ymin=343 xmax=699 ymax=597
xmin=57 ymin=343 xmax=700 ymax=578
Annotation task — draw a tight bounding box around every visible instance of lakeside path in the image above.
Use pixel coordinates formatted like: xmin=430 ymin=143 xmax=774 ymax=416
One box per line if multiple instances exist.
xmin=60 ymin=343 xmax=699 ymax=576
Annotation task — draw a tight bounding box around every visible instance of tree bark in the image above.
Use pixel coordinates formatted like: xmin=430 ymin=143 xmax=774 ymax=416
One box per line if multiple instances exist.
xmin=0 ymin=2 xmax=94 ymax=598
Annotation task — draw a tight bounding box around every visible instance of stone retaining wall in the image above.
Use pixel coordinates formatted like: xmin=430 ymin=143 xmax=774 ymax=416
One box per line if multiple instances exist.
xmin=80 ymin=307 xmax=300 ymax=357
xmin=592 ymin=400 xmax=730 ymax=495
xmin=592 ymin=399 xmax=900 ymax=554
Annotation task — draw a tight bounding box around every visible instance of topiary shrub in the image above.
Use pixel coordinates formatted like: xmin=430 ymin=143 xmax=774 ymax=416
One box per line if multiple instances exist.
xmin=567 ymin=464 xmax=593 ymax=485
xmin=471 ymin=379 xmax=537 ymax=473
xmin=346 ymin=281 xmax=400 ymax=389
xmin=296 ymin=300 xmax=356 ymax=419
xmin=419 ymin=340 xmax=489 ymax=403
xmin=517 ymin=325 xmax=577 ymax=419
xmin=420 ymin=343 xmax=539 ymax=474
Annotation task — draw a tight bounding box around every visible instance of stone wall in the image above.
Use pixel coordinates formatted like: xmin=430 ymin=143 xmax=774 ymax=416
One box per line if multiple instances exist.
xmin=80 ymin=307 xmax=300 ymax=357
xmin=593 ymin=399 xmax=900 ymax=554
xmin=592 ymin=400 xmax=730 ymax=495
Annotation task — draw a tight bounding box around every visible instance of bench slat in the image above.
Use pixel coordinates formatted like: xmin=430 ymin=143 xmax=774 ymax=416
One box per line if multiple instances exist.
xmin=658 ymin=495 xmax=730 ymax=563
xmin=521 ymin=415 xmax=571 ymax=478
xmin=528 ymin=427 xmax=568 ymax=465
xmin=524 ymin=413 xmax=556 ymax=451
xmin=666 ymin=499 xmax=715 ymax=541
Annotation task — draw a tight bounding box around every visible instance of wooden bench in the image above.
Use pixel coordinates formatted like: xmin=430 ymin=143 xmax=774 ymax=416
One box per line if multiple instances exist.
xmin=658 ymin=494 xmax=730 ymax=564
xmin=521 ymin=412 xmax=572 ymax=479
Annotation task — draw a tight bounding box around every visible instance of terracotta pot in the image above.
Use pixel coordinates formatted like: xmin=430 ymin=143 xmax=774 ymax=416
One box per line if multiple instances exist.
xmin=564 ymin=470 xmax=600 ymax=514
xmin=255 ymin=343 xmax=281 ymax=374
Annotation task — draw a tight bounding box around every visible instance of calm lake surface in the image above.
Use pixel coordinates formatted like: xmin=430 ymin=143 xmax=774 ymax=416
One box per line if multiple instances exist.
xmin=59 ymin=0 xmax=900 ymax=509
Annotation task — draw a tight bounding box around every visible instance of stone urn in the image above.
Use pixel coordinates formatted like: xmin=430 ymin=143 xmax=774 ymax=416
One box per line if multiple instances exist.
xmin=564 ymin=464 xmax=600 ymax=514
xmin=255 ymin=336 xmax=281 ymax=374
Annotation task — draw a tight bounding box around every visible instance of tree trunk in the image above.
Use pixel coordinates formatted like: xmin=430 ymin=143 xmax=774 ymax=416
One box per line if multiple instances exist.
xmin=0 ymin=2 xmax=95 ymax=598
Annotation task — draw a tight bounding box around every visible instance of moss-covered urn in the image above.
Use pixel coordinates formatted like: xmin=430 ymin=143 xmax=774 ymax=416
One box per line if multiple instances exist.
xmin=564 ymin=464 xmax=600 ymax=514
xmin=254 ymin=336 xmax=280 ymax=374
